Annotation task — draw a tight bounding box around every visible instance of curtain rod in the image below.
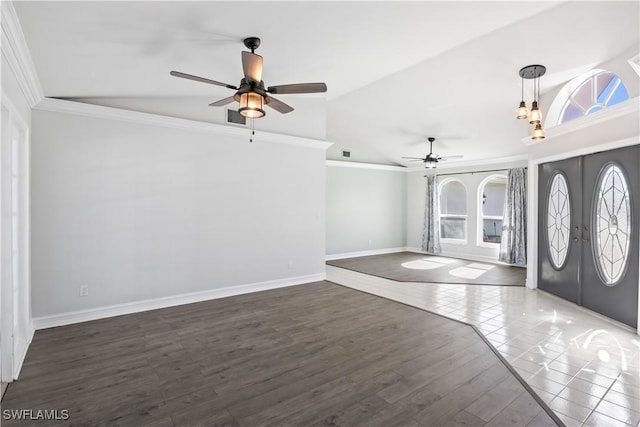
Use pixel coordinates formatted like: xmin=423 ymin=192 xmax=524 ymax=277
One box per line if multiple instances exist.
xmin=428 ymin=167 xmax=528 ymax=178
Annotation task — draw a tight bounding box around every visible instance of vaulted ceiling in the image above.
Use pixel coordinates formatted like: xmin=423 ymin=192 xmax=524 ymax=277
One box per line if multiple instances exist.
xmin=13 ymin=1 xmax=640 ymax=166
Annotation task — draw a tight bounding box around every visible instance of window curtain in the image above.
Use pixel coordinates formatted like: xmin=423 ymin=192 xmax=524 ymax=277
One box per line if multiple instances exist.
xmin=422 ymin=175 xmax=441 ymax=254
xmin=499 ymin=168 xmax=527 ymax=265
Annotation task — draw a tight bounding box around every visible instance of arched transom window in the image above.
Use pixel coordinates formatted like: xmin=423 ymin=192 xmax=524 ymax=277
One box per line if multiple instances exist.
xmin=559 ymin=71 xmax=629 ymax=125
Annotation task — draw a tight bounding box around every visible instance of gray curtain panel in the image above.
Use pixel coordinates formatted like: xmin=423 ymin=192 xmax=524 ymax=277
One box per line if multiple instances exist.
xmin=422 ymin=175 xmax=441 ymax=254
xmin=499 ymin=167 xmax=527 ymax=265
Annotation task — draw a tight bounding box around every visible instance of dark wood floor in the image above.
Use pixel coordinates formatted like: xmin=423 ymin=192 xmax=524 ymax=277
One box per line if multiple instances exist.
xmin=2 ymin=282 xmax=556 ymax=426
xmin=327 ymin=252 xmax=526 ymax=286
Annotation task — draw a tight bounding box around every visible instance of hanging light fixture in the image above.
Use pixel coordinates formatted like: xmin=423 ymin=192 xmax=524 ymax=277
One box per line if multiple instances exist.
xmin=238 ymin=91 xmax=265 ymax=119
xmin=531 ymin=123 xmax=545 ymax=140
xmin=517 ymin=64 xmax=546 ymax=140
xmin=516 ymin=76 xmax=529 ymax=119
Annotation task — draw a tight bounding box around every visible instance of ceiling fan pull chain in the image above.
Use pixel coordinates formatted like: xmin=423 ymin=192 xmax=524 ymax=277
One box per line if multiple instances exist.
xmin=249 ymin=118 xmax=255 ymax=143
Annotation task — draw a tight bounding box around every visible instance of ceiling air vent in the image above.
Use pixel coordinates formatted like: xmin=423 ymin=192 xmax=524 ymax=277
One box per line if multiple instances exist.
xmin=226 ymin=109 xmax=247 ymax=126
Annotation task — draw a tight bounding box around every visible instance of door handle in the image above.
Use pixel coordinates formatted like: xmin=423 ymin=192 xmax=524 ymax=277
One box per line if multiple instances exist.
xmin=573 ymin=237 xmax=580 ymax=242
xmin=582 ymin=238 xmax=590 ymax=242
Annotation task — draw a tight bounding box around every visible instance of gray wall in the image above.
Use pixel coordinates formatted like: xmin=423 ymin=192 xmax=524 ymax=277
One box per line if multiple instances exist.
xmin=30 ymin=109 xmax=327 ymax=318
xmin=326 ymin=164 xmax=406 ymax=255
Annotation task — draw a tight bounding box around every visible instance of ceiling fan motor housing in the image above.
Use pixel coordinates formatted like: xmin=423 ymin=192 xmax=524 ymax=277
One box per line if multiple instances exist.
xmin=243 ymin=37 xmax=261 ymax=52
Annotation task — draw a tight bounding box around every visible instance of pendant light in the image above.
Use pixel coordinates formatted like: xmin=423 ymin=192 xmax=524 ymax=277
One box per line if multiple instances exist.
xmin=528 ymin=72 xmax=542 ymax=124
xmin=532 ymin=123 xmax=545 ymax=140
xmin=516 ymin=76 xmax=529 ymax=119
xmin=517 ymin=64 xmax=546 ymax=140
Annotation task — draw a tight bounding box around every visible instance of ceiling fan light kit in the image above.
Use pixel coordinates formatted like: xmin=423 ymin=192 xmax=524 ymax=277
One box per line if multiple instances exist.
xmin=170 ymin=36 xmax=327 ymax=123
xmin=238 ymin=92 xmax=265 ymax=118
xmin=516 ymin=64 xmax=546 ymax=140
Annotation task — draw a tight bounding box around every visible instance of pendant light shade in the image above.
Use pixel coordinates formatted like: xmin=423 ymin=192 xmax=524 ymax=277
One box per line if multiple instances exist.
xmin=239 ymin=92 xmax=265 ymax=118
xmin=529 ymin=101 xmax=542 ymax=124
xmin=516 ymin=101 xmax=529 ymax=119
xmin=516 ymin=77 xmax=528 ymax=119
xmin=532 ymin=123 xmax=545 ymax=140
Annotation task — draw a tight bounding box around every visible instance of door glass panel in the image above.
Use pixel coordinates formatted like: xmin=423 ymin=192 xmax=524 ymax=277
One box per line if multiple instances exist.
xmin=594 ymin=164 xmax=631 ymax=285
xmin=547 ymin=173 xmax=571 ymax=268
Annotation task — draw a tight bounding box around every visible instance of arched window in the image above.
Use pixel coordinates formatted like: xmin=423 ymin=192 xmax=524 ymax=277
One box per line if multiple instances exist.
xmin=547 ymin=70 xmax=629 ymax=126
xmin=439 ymin=179 xmax=467 ymax=241
xmin=479 ymin=175 xmax=507 ymax=245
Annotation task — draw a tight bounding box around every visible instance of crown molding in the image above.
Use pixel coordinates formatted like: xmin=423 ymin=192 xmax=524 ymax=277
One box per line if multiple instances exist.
xmin=35 ymin=97 xmax=332 ymax=150
xmin=1 ymin=1 xmax=44 ymax=107
xmin=326 ymin=159 xmax=407 ymax=171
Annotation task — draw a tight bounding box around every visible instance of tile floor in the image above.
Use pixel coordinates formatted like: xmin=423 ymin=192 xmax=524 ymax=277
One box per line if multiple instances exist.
xmin=327 ymin=265 xmax=640 ymax=427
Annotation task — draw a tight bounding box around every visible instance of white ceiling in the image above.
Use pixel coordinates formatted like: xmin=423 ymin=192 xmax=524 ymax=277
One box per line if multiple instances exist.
xmin=13 ymin=1 xmax=640 ymax=166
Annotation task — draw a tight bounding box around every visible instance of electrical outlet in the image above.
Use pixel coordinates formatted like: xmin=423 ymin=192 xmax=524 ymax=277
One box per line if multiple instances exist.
xmin=368 ymin=239 xmax=372 ymax=246
xmin=288 ymin=260 xmax=294 ymax=269
xmin=79 ymin=285 xmax=89 ymax=297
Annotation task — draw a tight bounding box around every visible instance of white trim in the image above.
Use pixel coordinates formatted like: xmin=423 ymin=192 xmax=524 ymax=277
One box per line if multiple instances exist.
xmin=325 ymin=247 xmax=406 ymax=261
xmin=0 ymin=94 xmax=33 ymax=381
xmin=32 ymin=273 xmax=325 ymax=330
xmin=12 ymin=327 xmax=33 ymax=379
xmin=523 ymin=97 xmax=639 ymax=146
xmin=628 ymin=54 xmax=640 ymax=78
xmin=34 ymin=98 xmax=332 ymax=151
xmin=326 ymin=160 xmax=407 ymax=172
xmin=0 ymin=1 xmax=44 ymax=107
xmin=526 ymin=160 xmax=539 ymax=290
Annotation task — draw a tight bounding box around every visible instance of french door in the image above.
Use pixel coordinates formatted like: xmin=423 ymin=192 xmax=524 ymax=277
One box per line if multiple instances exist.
xmin=538 ymin=145 xmax=640 ymax=328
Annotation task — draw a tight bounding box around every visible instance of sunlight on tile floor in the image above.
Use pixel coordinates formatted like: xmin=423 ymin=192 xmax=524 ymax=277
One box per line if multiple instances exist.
xmin=327 ymin=265 xmax=640 ymax=427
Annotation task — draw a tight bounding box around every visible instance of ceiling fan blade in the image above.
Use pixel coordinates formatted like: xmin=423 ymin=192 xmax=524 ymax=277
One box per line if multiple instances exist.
xmin=267 ymin=83 xmax=327 ymax=94
xmin=170 ymin=71 xmax=237 ymax=90
xmin=438 ymin=155 xmax=464 ymax=160
xmin=401 ymin=157 xmax=426 ymax=160
xmin=265 ymin=96 xmax=294 ymax=114
xmin=208 ymin=96 xmax=236 ymax=107
xmin=242 ymin=51 xmax=263 ymax=83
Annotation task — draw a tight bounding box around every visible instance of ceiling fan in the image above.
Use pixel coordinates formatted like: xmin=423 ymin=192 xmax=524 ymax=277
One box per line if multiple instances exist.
xmin=402 ymin=137 xmax=463 ymax=169
xmin=170 ymin=37 xmax=327 ymax=119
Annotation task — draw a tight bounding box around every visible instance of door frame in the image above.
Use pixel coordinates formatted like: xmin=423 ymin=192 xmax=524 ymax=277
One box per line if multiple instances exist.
xmin=527 ymin=135 xmax=640 ymax=332
xmin=0 ymin=95 xmax=33 ymax=382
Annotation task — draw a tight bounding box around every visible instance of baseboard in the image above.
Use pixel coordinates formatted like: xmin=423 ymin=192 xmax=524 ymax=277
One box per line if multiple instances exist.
xmin=325 ymin=247 xmax=406 ymax=261
xmin=32 ymin=273 xmax=325 ymax=330
xmin=13 ymin=326 xmax=34 ymax=379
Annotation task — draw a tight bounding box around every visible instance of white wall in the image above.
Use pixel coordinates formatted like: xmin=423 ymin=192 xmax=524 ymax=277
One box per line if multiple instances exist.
xmin=406 ymin=159 xmax=526 ymax=262
xmin=326 ymin=162 xmax=406 ymax=256
xmin=30 ymin=106 xmax=328 ymax=320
